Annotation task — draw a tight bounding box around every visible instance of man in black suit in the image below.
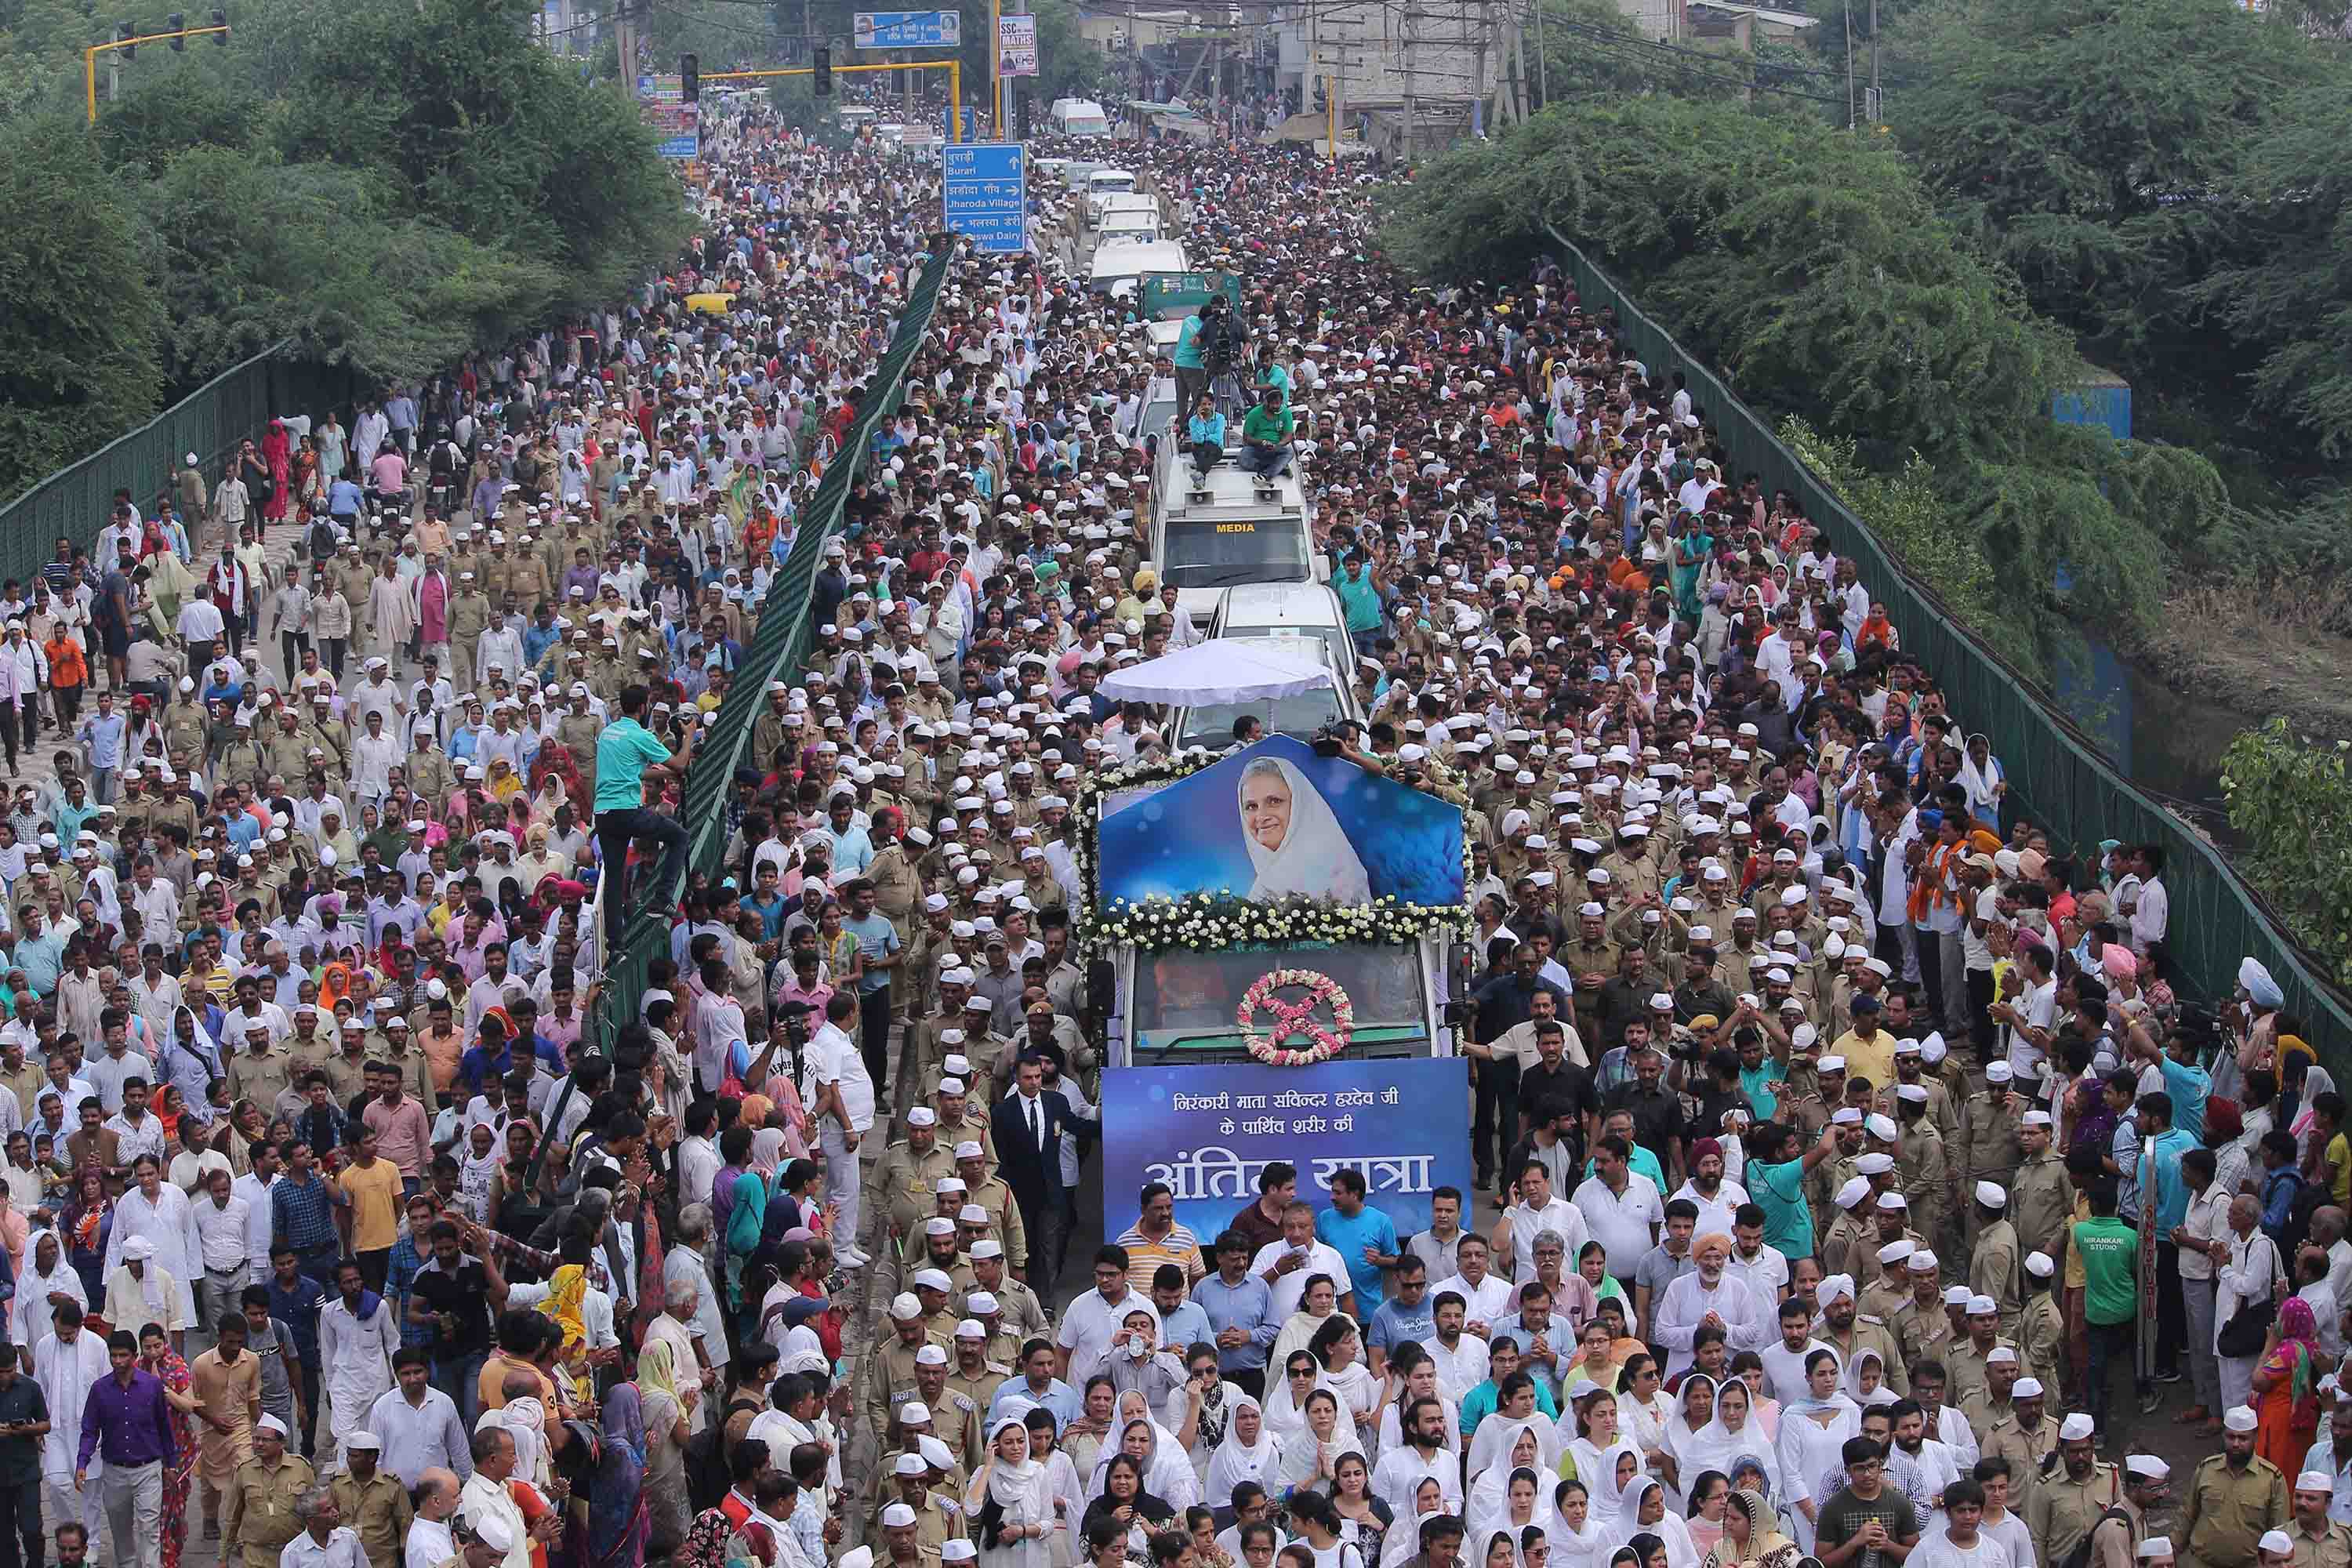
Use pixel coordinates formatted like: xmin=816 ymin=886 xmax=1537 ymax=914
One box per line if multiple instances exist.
xmin=990 ymin=1052 xmax=1074 ymax=1303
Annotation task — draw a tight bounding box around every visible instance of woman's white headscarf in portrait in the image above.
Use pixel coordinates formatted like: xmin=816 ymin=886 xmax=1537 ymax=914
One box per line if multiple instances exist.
xmin=1468 ymin=1462 xmax=1561 ymax=1548
xmin=1679 ymin=1385 xmax=1781 ymax=1507
xmin=1612 ymin=1479 xmax=1701 ymax=1568
xmin=1203 ymin=1395 xmax=1284 ymax=1505
xmin=1087 ymin=1410 xmax=1198 ymax=1511
xmin=972 ymin=1416 xmax=1052 ymax=1568
xmin=1566 ymin=1426 xmax=1646 ymax=1518
xmin=1664 ymin=1373 xmax=1719 ymax=1490
xmin=1548 ymin=1486 xmax=1616 ymax=1568
xmin=1382 ymin=1479 xmax=1453 ymax=1568
xmin=1237 ymin=756 xmax=1371 ymax=902
xmin=1468 ymin=1410 xmax=1565 ymax=1484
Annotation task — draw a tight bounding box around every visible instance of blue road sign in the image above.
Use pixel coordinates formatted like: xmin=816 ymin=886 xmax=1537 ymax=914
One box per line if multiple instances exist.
xmin=942 ymin=141 xmax=1026 ymax=254
xmin=852 ymin=10 xmax=959 ymax=48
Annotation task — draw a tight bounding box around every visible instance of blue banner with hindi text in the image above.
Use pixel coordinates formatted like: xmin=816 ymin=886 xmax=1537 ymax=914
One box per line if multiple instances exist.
xmin=1099 ymin=1058 xmax=1472 ymax=1242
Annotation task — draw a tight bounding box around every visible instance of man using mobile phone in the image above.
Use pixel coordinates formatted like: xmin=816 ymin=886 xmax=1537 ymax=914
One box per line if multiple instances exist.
xmin=0 ymin=1342 xmax=49 ymax=1568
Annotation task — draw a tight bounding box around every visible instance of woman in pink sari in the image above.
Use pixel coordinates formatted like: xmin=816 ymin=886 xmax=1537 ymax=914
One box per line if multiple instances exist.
xmin=261 ymin=419 xmax=292 ymax=521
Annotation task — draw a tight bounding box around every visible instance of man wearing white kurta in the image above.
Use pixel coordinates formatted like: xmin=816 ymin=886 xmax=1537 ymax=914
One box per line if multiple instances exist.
xmin=100 ymin=1169 xmax=198 ymax=1326
xmin=11 ymin=1232 xmax=85 ymax=1354
xmin=1650 ymin=1234 xmax=1773 ymax=1376
xmin=34 ymin=1306 xmax=109 ymax=1555
xmin=318 ymin=1267 xmax=397 ymax=1473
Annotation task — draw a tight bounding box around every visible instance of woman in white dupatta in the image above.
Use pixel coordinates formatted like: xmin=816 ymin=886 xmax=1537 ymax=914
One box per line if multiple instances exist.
xmin=1204 ymin=1396 xmax=1284 ymax=1512
xmin=1770 ymin=1349 xmax=1858 ymax=1550
xmin=1465 ymin=1425 xmax=1548 ymax=1536
xmin=1468 ymin=1464 xmax=1559 ymax=1553
xmin=1379 ymin=1477 xmax=1451 ymax=1568
xmin=1265 ymin=1349 xmax=1335 ymax=1444
xmin=1564 ymin=1385 xmax=1644 ymax=1519
xmin=1086 ymin=1403 xmax=1200 ymax=1512
xmin=1673 ymin=1382 xmax=1780 ymax=1519
xmin=1661 ymin=1374 xmax=1718 ymax=1502
xmin=1610 ymin=1480 xmax=1700 ymax=1568
xmin=1021 ymin=1406 xmax=1088 ymax=1568
xmin=1548 ymin=1478 xmax=1616 ymax=1568
xmin=1236 ymin=757 xmax=1371 ymax=902
xmin=11 ymin=1228 xmax=84 ymax=1351
xmin=1467 ymin=1410 xmax=1564 ymax=1489
xmin=1613 ymin=1356 xmax=1674 ymax=1490
xmin=971 ymin=1416 xmax=1054 ymax=1568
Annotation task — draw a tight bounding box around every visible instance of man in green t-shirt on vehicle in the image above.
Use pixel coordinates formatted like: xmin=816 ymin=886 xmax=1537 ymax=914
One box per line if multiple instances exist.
xmin=592 ymin=682 xmax=701 ymax=945
xmin=2073 ymin=1180 xmax=2141 ymax=1432
xmin=1238 ymin=385 xmax=1294 ymax=479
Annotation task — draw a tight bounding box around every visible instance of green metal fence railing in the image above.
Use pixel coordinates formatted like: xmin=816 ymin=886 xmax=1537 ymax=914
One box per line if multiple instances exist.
xmin=0 ymin=345 xmax=361 ymax=579
xmin=590 ymin=245 xmax=954 ymax=1049
xmin=1541 ymin=225 xmax=2352 ymax=1059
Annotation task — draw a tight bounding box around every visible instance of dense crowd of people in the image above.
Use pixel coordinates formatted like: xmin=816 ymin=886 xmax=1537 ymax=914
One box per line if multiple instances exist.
xmin=0 ymin=64 xmax=2336 ymax=1568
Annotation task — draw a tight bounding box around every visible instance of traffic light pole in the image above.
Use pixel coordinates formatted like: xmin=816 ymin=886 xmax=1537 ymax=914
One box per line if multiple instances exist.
xmin=703 ymin=59 xmax=964 ymax=138
xmin=85 ymin=20 xmax=230 ymax=122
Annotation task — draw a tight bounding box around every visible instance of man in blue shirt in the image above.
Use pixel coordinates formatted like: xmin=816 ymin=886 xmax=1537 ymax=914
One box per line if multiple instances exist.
xmin=1366 ymin=1256 xmax=1436 ymax=1377
xmin=591 ymin=684 xmax=698 ymax=946
xmin=1149 ymin=1267 xmax=1214 ymax=1353
xmin=8 ymin=907 xmax=67 ymax=1000
xmin=1740 ymin=1119 xmax=1840 ymax=1264
xmin=820 ymin=792 xmax=873 ymax=875
xmin=1316 ymin=1171 xmax=1401 ymax=1319
xmin=989 ymin=1339 xmax=1085 ymax=1431
xmin=1191 ymin=1232 xmax=1276 ymax=1396
xmin=76 ymin=692 xmax=126 ymax=805
xmin=840 ymin=877 xmax=902 ymax=1098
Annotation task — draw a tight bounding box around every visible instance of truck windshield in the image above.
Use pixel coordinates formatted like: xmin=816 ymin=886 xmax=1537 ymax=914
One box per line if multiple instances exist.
xmin=1133 ymin=943 xmax=1428 ymax=1062
xmin=1177 ymin=689 xmax=1345 ymax=749
xmin=1161 ymin=518 xmax=1310 ymax=589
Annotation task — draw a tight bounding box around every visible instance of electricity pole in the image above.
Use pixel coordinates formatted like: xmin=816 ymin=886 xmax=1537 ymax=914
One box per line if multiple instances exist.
xmin=1867 ymin=0 xmax=1880 ymax=122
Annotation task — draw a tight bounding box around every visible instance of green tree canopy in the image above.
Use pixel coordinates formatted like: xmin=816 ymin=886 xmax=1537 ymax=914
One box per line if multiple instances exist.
xmin=0 ymin=0 xmax=693 ymax=500
xmin=1376 ymin=95 xmax=2234 ymax=648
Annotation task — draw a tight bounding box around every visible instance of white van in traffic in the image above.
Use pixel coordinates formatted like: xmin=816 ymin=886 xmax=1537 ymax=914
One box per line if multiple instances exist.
xmin=1050 ymin=97 xmax=1112 ymax=136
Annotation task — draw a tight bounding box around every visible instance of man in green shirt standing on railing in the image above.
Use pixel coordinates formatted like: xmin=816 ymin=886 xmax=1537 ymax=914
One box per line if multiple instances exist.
xmin=1238 ymin=385 xmax=1294 ymax=479
xmin=592 ymin=683 xmax=700 ymax=946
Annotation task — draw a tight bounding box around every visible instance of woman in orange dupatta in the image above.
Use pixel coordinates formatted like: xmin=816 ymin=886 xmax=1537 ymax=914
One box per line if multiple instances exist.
xmin=2252 ymin=1295 xmax=2330 ymax=1473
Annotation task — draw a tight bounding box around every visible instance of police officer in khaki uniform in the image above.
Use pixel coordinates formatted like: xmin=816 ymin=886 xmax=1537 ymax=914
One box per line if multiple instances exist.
xmin=2084 ymin=1454 xmax=2170 ymax=1568
xmin=2180 ymin=1407 xmax=2288 ymax=1568
xmin=875 ymin=1109 xmax=958 ymax=1250
xmin=864 ymin=1293 xmax=946 ymax=1441
xmin=1961 ymin=1064 xmax=2027 ymax=1246
xmin=955 ymin=1144 xmax=1022 ymax=1269
xmin=223 ymin=1414 xmax=317 ymax=1568
xmin=2288 ymin=1470 xmax=2352 ymax=1568
xmin=869 ymin=1452 xmax=963 ymax=1563
xmin=330 ymin=1432 xmax=415 ymax=1568
xmin=945 ymin=1319 xmax=1011 ymax=1416
xmin=2024 ymin=1416 xmax=2119 ymax=1566
xmin=2016 ymin=1250 xmax=2067 ymax=1399
xmin=910 ymin=1345 xmax=985 ymax=1474
xmin=1818 ymin=1273 xmax=1907 ymax=1396
xmin=1984 ymin=1381 xmax=2062 ymax=1513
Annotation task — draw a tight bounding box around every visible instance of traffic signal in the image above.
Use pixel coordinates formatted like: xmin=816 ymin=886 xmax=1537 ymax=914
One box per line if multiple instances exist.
xmin=116 ymin=20 xmax=136 ymax=59
xmin=1017 ymin=91 xmax=1032 ymax=140
xmin=211 ymin=7 xmax=227 ymax=42
xmin=813 ymin=45 xmax=830 ymax=95
xmin=680 ymin=52 xmax=698 ymax=101
xmin=169 ymin=13 xmax=184 ymax=49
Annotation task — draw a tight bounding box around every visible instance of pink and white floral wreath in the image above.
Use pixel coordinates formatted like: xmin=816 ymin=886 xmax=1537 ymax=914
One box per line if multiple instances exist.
xmin=1236 ymin=968 xmax=1356 ymax=1066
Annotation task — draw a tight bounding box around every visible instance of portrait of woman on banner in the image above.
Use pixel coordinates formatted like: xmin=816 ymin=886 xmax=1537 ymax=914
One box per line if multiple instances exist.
xmin=1237 ymin=755 xmax=1371 ymax=902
